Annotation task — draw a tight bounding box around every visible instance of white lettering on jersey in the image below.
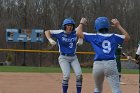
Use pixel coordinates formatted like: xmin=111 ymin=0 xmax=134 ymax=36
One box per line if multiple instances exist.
xmin=69 ymin=42 xmax=73 ymax=48
xmin=102 ymin=40 xmax=111 ymax=54
xmin=62 ymin=37 xmax=77 ymax=42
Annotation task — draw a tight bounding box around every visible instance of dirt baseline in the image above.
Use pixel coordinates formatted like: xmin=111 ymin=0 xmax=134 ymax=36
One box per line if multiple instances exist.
xmin=0 ymin=73 xmax=139 ymax=93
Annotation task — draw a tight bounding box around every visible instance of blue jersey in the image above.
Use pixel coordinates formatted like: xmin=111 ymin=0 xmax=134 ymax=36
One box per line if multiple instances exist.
xmin=84 ymin=33 xmax=125 ymax=61
xmin=50 ymin=30 xmax=77 ymax=54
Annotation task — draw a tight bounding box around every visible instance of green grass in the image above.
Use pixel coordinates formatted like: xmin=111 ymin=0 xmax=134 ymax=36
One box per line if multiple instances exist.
xmin=0 ymin=66 xmax=139 ymax=74
xmin=121 ymin=69 xmax=139 ymax=74
xmin=0 ymin=66 xmax=62 ymax=73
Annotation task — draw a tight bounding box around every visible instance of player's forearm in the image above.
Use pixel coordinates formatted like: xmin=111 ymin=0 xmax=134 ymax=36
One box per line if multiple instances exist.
xmin=117 ymin=25 xmax=130 ymax=42
xmin=45 ymin=30 xmax=56 ymax=46
xmin=45 ymin=30 xmax=52 ymax=40
xmin=111 ymin=19 xmax=130 ymax=42
xmin=76 ymin=24 xmax=84 ymax=38
xmin=76 ymin=18 xmax=87 ymax=38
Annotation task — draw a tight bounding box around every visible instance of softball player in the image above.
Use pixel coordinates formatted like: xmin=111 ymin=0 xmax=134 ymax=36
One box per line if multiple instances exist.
xmin=135 ymin=41 xmax=140 ymax=93
xmin=77 ymin=17 xmax=130 ymax=93
xmin=45 ymin=18 xmax=83 ymax=93
xmin=135 ymin=41 xmax=140 ymax=64
xmin=115 ymin=44 xmax=131 ymax=85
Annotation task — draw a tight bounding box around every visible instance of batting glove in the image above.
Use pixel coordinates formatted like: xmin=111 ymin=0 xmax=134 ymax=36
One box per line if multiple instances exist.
xmin=48 ymin=38 xmax=57 ymax=46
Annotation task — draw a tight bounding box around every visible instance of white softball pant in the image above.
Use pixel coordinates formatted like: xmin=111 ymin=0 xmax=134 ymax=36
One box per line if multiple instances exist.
xmin=93 ymin=60 xmax=122 ymax=93
xmin=58 ymin=55 xmax=82 ymax=81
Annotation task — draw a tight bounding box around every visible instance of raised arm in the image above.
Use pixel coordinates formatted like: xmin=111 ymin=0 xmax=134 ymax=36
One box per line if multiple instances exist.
xmin=111 ymin=18 xmax=130 ymax=42
xmin=45 ymin=30 xmax=56 ymax=46
xmin=76 ymin=18 xmax=87 ymax=38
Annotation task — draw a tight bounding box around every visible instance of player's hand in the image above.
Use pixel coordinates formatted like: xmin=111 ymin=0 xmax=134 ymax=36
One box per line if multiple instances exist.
xmin=127 ymin=56 xmax=132 ymax=60
xmin=48 ymin=38 xmax=57 ymax=46
xmin=77 ymin=38 xmax=83 ymax=46
xmin=132 ymin=58 xmax=139 ymax=64
xmin=80 ymin=18 xmax=87 ymax=25
xmin=111 ymin=18 xmax=121 ymax=28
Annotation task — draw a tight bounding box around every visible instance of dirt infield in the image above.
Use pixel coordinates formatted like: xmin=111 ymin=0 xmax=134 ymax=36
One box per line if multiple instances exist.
xmin=0 ymin=72 xmax=139 ymax=93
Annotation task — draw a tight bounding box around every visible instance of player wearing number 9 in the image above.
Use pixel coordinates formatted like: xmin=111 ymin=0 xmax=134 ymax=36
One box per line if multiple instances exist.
xmin=76 ymin=17 xmax=130 ymax=93
xmin=45 ymin=18 xmax=84 ymax=93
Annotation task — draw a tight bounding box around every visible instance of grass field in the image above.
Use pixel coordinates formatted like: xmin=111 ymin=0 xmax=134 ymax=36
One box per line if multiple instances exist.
xmin=0 ymin=66 xmax=139 ymax=74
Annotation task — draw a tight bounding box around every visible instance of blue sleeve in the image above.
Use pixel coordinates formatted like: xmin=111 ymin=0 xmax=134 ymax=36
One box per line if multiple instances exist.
xmin=114 ymin=34 xmax=125 ymax=45
xmin=83 ymin=32 xmax=96 ymax=43
xmin=51 ymin=34 xmax=57 ymax=38
xmin=50 ymin=30 xmax=63 ymax=39
xmin=84 ymin=34 xmax=91 ymax=43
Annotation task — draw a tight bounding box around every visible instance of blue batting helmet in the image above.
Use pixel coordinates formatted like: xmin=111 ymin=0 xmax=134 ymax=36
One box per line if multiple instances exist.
xmin=62 ymin=18 xmax=75 ymax=30
xmin=94 ymin=17 xmax=110 ymax=32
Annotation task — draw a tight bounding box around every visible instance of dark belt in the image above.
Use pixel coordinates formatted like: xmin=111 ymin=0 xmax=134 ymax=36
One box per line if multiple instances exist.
xmin=61 ymin=53 xmax=75 ymax=56
xmin=95 ymin=58 xmax=115 ymax=61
